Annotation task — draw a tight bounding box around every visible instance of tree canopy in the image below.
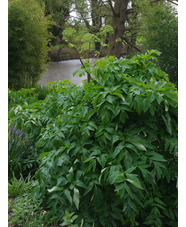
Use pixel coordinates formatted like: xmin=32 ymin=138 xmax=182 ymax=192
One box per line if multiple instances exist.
xmin=137 ymin=1 xmax=178 ymax=85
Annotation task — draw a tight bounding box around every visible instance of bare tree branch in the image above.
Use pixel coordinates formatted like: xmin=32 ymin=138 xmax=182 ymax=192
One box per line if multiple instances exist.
xmin=151 ymin=0 xmax=178 ymax=5
xmin=107 ymin=0 xmax=115 ymax=15
xmin=101 ymin=0 xmax=113 ymax=12
xmin=122 ymin=37 xmax=142 ymax=53
xmin=73 ymin=47 xmax=85 ymax=67
xmin=72 ymin=47 xmax=91 ymax=83
xmin=167 ymin=0 xmax=178 ymax=6
xmin=96 ymin=35 xmax=107 ymax=59
xmin=126 ymin=8 xmax=136 ymax=15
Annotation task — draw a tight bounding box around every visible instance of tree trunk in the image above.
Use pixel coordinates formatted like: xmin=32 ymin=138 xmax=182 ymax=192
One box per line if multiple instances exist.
xmin=91 ymin=0 xmax=102 ymax=52
xmin=108 ymin=0 xmax=129 ymax=58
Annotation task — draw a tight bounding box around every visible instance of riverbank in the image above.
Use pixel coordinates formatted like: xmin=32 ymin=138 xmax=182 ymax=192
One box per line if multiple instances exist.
xmin=48 ymin=46 xmax=101 ymax=62
xmin=48 ymin=45 xmax=140 ymax=62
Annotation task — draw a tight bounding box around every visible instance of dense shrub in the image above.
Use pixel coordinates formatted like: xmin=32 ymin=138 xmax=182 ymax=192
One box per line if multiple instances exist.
xmin=8 ymin=0 xmax=53 ymax=90
xmin=9 ymin=51 xmax=178 ymax=226
xmin=138 ymin=2 xmax=178 ymax=85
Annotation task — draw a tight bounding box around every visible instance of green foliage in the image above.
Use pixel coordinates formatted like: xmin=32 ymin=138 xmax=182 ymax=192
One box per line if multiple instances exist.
xmin=137 ymin=2 xmax=178 ymax=85
xmin=8 ymin=85 xmax=53 ymax=109
xmin=8 ymin=175 xmax=50 ymax=226
xmin=9 ymin=51 xmax=177 ymax=226
xmin=8 ymin=125 xmax=39 ymax=180
xmin=8 ymin=88 xmax=39 ymax=109
xmin=62 ymin=25 xmax=113 ymax=57
xmin=8 ymin=0 xmax=53 ymax=90
xmin=61 ymin=211 xmax=79 ymax=227
xmin=8 ymin=192 xmax=46 ymax=227
xmin=8 ymin=80 xmax=75 ymax=182
xmin=35 ymin=85 xmax=53 ymax=100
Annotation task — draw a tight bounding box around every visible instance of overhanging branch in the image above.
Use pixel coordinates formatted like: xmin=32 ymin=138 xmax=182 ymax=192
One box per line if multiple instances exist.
xmin=122 ymin=37 xmax=142 ymax=53
xmin=107 ymin=0 xmax=116 ymax=15
xmin=167 ymin=0 xmax=178 ymax=6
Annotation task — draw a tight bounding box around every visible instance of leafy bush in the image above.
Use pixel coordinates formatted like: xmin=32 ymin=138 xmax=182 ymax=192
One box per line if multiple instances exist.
xmin=138 ymin=2 xmax=178 ymax=85
xmin=8 ymin=0 xmax=53 ymax=90
xmin=8 ymin=81 xmax=72 ymax=181
xmin=8 ymin=85 xmax=53 ymax=110
xmin=24 ymin=51 xmax=178 ymax=226
xmin=8 ymin=88 xmax=38 ymax=109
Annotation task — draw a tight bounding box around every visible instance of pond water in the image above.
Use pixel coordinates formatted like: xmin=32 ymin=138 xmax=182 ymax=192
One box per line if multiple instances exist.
xmin=38 ymin=59 xmax=88 ymax=86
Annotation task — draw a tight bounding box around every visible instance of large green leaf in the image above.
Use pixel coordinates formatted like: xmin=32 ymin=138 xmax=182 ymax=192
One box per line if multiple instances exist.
xmin=125 ymin=173 xmax=144 ymax=190
xmin=73 ymin=188 xmax=80 ymax=210
xmin=64 ymin=189 xmax=72 ymax=205
xmin=114 ymin=183 xmax=126 ymax=197
xmin=127 ymin=140 xmax=147 ymax=151
xmin=112 ymin=92 xmax=125 ymax=102
xmin=124 ymin=182 xmax=134 ymax=199
xmin=146 ymin=151 xmax=167 ymax=162
xmin=113 ymin=142 xmax=125 ymax=158
xmin=162 ymin=113 xmax=172 ymax=135
xmin=97 ymin=155 xmax=107 ymax=168
xmin=125 ymin=166 xmax=136 ymax=174
xmin=109 ymin=171 xmax=124 ymax=184
xmin=126 ymin=178 xmax=143 ymax=190
xmin=48 ymin=186 xmax=63 ymax=193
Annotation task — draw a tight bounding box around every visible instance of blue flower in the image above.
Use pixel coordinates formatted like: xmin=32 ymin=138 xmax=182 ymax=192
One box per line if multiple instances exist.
xmin=16 ymin=130 xmax=20 ymax=135
xmin=10 ymin=126 xmax=15 ymax=135
xmin=20 ymin=132 xmax=25 ymax=138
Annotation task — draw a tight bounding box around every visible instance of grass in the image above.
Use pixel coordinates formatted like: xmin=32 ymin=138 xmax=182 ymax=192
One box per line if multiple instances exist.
xmin=8 ymin=175 xmax=33 ymax=198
